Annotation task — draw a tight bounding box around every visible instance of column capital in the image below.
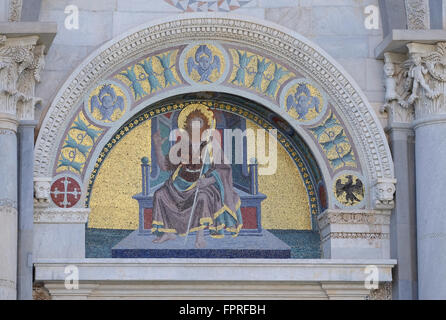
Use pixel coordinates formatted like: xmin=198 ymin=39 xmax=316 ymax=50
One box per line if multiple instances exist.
xmin=0 ymin=35 xmax=45 ymax=130
xmin=382 ymin=41 xmax=446 ymax=127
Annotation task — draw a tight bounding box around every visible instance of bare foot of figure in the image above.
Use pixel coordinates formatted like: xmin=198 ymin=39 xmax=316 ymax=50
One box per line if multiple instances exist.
xmin=153 ymin=233 xmax=177 ymax=243
xmin=195 ymin=229 xmax=206 ymax=249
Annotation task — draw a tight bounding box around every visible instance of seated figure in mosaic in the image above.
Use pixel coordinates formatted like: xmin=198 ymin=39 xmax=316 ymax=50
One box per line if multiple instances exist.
xmin=151 ymin=104 xmax=242 ymax=248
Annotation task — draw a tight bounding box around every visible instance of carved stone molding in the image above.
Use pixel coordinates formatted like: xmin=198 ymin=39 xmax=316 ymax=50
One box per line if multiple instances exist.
xmin=34 ymin=208 xmax=90 ymax=224
xmin=0 ymin=205 xmax=18 ymax=217
xmin=322 ymin=232 xmax=390 ymax=243
xmin=34 ymin=14 xmax=394 ymax=196
xmin=8 ymin=0 xmax=23 ymax=22
xmin=318 ymin=209 xmax=391 ymax=258
xmin=0 ymin=35 xmax=44 ymax=130
xmin=317 ymin=209 xmax=391 ymax=230
xmin=0 ymin=198 xmax=17 ymax=208
xmin=405 ymin=0 xmax=430 ymax=30
xmin=32 ymin=283 xmax=51 ymax=300
xmin=367 ymin=282 xmax=392 ymax=300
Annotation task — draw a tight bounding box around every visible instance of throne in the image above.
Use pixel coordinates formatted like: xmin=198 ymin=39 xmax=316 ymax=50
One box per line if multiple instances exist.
xmin=132 ymin=111 xmax=267 ymax=236
xmin=112 ymin=110 xmax=291 ymax=258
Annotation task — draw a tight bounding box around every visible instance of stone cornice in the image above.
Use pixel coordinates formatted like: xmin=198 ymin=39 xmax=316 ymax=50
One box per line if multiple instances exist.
xmin=375 ymin=30 xmax=446 ymax=59
xmin=317 ymin=209 xmax=391 ymax=231
xmin=0 ymin=22 xmax=57 ymax=54
xmin=34 ymin=258 xmax=396 ymax=282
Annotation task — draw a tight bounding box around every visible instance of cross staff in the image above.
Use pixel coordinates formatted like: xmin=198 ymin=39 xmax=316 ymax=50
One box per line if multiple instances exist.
xmin=184 ymin=119 xmax=214 ymax=245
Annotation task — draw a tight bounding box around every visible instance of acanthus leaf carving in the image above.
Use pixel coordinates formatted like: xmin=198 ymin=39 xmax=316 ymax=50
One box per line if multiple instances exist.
xmin=0 ymin=36 xmax=44 ymax=122
xmin=383 ymin=42 xmax=446 ymax=123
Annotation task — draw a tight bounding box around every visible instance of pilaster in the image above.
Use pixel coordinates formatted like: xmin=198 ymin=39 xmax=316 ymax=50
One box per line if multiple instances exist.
xmin=317 ymin=209 xmax=392 ymax=259
xmin=382 ymin=40 xmax=446 ymax=299
xmin=0 ymin=34 xmax=45 ymax=299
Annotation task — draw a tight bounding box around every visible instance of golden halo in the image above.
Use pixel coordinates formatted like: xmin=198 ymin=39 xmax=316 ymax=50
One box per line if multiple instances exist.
xmin=177 ymin=103 xmax=215 ymax=130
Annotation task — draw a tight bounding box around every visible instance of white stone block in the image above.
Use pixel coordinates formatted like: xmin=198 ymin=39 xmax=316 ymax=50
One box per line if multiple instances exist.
xmin=41 ymin=0 xmax=117 ymax=11
xmin=117 ymin=0 xmax=184 ymax=12
xmin=33 ymin=208 xmax=90 ymax=259
xmin=265 ymin=7 xmax=312 ymax=36
xmin=312 ymin=36 xmax=369 ymax=58
xmin=39 ymin=10 xmax=113 ymax=46
xmin=258 ymin=0 xmax=299 ymax=8
xmin=229 ymin=8 xmax=266 ymax=20
xmin=112 ymin=11 xmax=172 ymax=37
xmin=312 ymin=6 xmax=371 ymax=36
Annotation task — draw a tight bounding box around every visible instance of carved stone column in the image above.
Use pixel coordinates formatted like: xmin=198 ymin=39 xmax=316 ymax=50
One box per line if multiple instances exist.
xmin=0 ymin=35 xmax=44 ymax=299
xmin=406 ymin=42 xmax=446 ymax=299
xmin=381 ymin=52 xmax=418 ymax=300
xmin=385 ymin=42 xmax=446 ymax=299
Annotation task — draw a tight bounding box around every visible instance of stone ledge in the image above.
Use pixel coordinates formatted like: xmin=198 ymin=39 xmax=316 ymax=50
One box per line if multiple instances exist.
xmin=34 ymin=258 xmax=396 ymax=282
xmin=375 ymin=29 xmax=446 ymax=59
xmin=34 ymin=208 xmax=90 ymax=224
xmin=42 ymin=281 xmax=370 ymax=300
xmin=0 ymin=22 xmax=57 ymax=53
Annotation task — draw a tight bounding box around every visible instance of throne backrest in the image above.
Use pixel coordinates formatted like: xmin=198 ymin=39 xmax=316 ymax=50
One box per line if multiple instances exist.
xmin=148 ymin=110 xmax=255 ymax=194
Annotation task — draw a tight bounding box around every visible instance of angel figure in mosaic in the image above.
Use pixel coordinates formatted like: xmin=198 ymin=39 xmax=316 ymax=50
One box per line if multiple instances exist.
xmin=187 ymin=45 xmax=221 ymax=83
xmin=151 ymin=103 xmax=242 ymax=248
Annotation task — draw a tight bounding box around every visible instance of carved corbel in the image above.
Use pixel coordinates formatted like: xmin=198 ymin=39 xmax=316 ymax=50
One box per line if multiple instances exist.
xmin=372 ymin=178 xmax=396 ymax=210
xmin=33 ymin=177 xmax=52 ymax=206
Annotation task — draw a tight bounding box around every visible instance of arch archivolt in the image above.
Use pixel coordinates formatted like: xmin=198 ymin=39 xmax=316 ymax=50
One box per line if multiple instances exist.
xmin=34 ymin=14 xmax=395 ymax=213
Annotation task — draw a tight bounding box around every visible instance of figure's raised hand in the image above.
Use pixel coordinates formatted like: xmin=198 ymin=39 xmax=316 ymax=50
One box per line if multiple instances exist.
xmin=197 ymin=176 xmax=216 ymax=189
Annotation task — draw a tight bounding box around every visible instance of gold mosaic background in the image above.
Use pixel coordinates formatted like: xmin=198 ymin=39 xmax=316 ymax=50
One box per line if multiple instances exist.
xmin=88 ymin=116 xmax=311 ymax=230
xmin=246 ymin=120 xmax=311 ymax=230
xmin=89 ymin=120 xmax=151 ymax=229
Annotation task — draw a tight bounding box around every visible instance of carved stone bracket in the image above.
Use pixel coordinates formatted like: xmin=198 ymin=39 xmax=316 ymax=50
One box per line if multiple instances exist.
xmin=33 ymin=177 xmax=52 ymax=206
xmin=373 ymin=178 xmax=397 ymax=210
